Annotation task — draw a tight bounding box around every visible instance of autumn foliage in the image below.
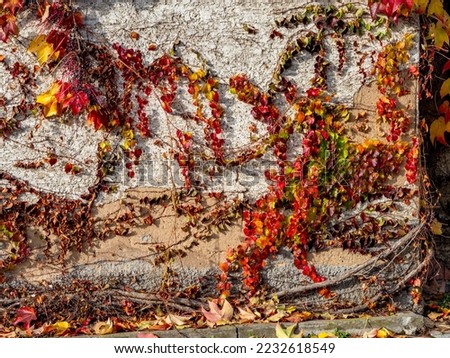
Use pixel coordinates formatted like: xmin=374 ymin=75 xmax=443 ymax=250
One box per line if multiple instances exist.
xmin=0 ymin=0 xmax=441 ymax=335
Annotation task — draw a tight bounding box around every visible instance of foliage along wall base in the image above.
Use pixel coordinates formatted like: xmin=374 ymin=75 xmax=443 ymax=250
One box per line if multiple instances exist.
xmin=0 ymin=0 xmax=435 ymax=334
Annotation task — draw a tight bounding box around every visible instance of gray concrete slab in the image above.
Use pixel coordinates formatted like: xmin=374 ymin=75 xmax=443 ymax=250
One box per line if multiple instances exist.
xmin=101 ymin=312 xmax=425 ymax=338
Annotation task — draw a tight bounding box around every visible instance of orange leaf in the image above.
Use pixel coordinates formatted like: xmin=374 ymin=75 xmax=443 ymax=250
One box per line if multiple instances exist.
xmin=2 ymin=0 xmax=24 ymax=15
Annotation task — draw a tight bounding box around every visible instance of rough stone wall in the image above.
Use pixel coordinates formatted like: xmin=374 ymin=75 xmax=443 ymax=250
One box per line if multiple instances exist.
xmin=0 ymin=1 xmax=421 ymax=309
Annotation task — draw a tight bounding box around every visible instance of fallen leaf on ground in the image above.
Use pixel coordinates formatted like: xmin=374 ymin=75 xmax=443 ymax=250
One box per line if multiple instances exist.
xmin=363 ymin=328 xmax=379 ymax=338
xmin=13 ymin=306 xmax=37 ymax=330
xmin=285 ymin=311 xmax=314 ymax=322
xmin=201 ymin=299 xmax=233 ymax=324
xmin=275 ymin=323 xmax=303 ymax=338
xmin=237 ymin=307 xmax=257 ymax=322
xmin=317 ymin=331 xmax=337 ymax=338
xmin=164 ymin=313 xmax=191 ymax=326
xmin=93 ymin=318 xmax=114 ymax=335
xmin=52 ymin=321 xmax=70 ymax=335
xmin=428 ymin=311 xmax=444 ymax=321
xmin=376 ymin=327 xmax=393 ymax=338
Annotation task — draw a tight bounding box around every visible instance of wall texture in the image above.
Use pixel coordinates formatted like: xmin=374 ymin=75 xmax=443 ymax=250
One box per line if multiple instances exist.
xmin=0 ymin=1 xmax=424 ymax=312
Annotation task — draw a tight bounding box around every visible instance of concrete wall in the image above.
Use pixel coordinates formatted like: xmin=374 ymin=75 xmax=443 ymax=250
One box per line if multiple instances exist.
xmin=0 ymin=1 xmax=421 ymax=309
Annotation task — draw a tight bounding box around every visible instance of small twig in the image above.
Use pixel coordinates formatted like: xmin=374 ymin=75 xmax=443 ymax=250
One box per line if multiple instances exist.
xmin=100 ymin=289 xmax=205 ymax=313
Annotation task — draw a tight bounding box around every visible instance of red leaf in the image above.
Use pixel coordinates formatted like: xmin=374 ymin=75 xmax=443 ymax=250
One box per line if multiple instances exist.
xmin=13 ymin=306 xmax=37 ymax=330
xmin=62 ymin=11 xmax=83 ymax=29
xmin=45 ymin=29 xmax=69 ymax=54
xmin=87 ymin=108 xmax=109 ymax=130
xmin=306 ymin=88 xmax=320 ymax=98
xmin=443 ymin=60 xmax=450 ymax=73
xmin=63 ymin=91 xmax=89 ymax=115
xmin=64 ymin=162 xmax=73 ymax=173
xmin=134 ymin=148 xmax=143 ymax=158
xmin=0 ymin=14 xmax=19 ymax=42
xmin=47 ymin=156 xmax=57 ymax=166
xmin=160 ymin=93 xmax=175 ymax=113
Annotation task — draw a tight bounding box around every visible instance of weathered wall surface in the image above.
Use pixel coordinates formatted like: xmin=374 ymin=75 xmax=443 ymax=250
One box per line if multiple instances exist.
xmin=0 ymin=1 xmax=423 ymax=310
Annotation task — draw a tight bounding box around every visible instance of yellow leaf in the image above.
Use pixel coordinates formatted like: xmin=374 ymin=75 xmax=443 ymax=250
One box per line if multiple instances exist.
xmin=441 ymin=78 xmax=450 ymax=98
xmin=317 ymin=331 xmax=337 ymax=338
xmin=44 ymin=100 xmax=60 ymax=117
xmin=36 ymin=82 xmax=61 ymax=105
xmin=430 ymin=116 xmax=450 ymax=145
xmin=188 ymin=68 xmax=206 ymax=81
xmin=414 ymin=0 xmax=429 ymax=14
xmin=122 ymin=129 xmax=134 ymax=139
xmin=431 ymin=219 xmax=443 ymax=235
xmin=275 ymin=323 xmax=290 ymax=338
xmin=376 ymin=327 xmax=392 ymax=338
xmin=36 ymin=82 xmax=62 ymax=117
xmin=52 ymin=321 xmax=70 ymax=333
xmin=28 ymin=35 xmax=58 ymax=65
xmin=99 ymin=141 xmax=111 ymax=151
xmin=93 ymin=318 xmax=113 ymax=335
xmin=427 ymin=0 xmax=445 ymax=17
xmin=122 ymin=138 xmax=135 ymax=150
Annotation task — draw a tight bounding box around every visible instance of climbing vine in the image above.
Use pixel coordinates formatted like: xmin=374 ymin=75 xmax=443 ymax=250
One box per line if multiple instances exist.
xmin=0 ymin=0 xmax=443 ymax=334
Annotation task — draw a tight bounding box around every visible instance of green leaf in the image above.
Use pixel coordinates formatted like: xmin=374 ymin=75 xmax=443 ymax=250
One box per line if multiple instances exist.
xmin=431 ymin=22 xmax=449 ymax=50
xmin=275 ymin=323 xmax=290 ymax=338
xmin=275 ymin=323 xmax=303 ymax=338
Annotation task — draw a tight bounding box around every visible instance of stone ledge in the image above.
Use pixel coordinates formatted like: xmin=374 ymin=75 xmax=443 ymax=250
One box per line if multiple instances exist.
xmin=99 ymin=312 xmax=425 ymax=338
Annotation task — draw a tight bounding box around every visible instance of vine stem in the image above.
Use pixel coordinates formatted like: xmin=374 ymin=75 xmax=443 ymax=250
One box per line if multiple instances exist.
xmin=273 ymin=220 xmax=426 ymax=299
xmin=332 ymin=245 xmax=433 ymax=315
